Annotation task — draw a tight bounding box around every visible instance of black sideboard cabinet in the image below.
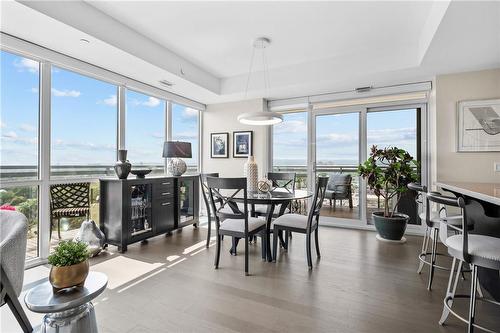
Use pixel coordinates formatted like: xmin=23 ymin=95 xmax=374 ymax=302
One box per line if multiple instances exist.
xmin=99 ymin=175 xmax=199 ymax=252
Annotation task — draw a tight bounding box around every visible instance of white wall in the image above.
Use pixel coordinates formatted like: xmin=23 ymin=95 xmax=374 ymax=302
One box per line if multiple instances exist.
xmin=435 ymin=68 xmax=500 ymax=183
xmin=202 ymin=98 xmax=269 ymax=178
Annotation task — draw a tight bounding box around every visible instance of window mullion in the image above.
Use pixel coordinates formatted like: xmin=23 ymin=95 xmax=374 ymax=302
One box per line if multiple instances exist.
xmin=38 ymin=61 xmax=51 ymax=260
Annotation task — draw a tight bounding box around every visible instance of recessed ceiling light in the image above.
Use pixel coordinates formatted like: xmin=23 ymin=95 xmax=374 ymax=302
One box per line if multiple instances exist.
xmin=159 ymin=80 xmax=174 ymax=87
xmin=80 ymin=38 xmax=90 ymax=44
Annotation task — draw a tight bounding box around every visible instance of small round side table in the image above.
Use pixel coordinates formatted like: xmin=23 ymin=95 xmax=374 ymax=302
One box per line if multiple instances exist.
xmin=24 ymin=271 xmax=108 ymax=333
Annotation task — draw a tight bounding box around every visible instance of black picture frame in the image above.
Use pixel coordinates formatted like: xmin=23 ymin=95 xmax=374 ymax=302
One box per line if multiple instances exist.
xmin=210 ymin=132 xmax=229 ymax=158
xmin=233 ymin=131 xmax=253 ymax=158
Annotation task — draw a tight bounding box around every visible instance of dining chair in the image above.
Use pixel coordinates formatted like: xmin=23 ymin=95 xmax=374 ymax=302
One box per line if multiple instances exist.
xmin=437 ymin=195 xmax=500 ymax=333
xmin=207 ymin=177 xmax=267 ymax=275
xmin=408 ymin=183 xmax=469 ymax=290
xmin=253 ymin=172 xmax=296 ymax=217
xmin=200 ymin=173 xmax=242 ymax=249
xmin=272 ymin=176 xmax=329 ymax=269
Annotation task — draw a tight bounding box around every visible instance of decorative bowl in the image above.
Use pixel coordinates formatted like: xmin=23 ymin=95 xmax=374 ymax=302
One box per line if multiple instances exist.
xmin=130 ymin=169 xmax=152 ymax=178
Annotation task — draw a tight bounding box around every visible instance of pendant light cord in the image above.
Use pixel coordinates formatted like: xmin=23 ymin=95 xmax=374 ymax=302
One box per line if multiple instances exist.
xmin=244 ymin=46 xmax=256 ymax=99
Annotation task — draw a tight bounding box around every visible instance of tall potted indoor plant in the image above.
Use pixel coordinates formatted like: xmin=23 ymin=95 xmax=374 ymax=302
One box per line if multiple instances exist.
xmin=48 ymin=240 xmax=90 ymax=291
xmin=358 ymin=146 xmax=419 ymax=242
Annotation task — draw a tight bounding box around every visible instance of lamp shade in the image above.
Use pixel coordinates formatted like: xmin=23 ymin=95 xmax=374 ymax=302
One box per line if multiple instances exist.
xmin=163 ymin=141 xmax=192 ymax=158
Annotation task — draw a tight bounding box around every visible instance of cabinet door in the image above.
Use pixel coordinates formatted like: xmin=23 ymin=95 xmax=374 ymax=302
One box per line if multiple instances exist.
xmin=177 ymin=177 xmax=198 ymax=227
xmin=153 ymin=197 xmax=175 ymax=233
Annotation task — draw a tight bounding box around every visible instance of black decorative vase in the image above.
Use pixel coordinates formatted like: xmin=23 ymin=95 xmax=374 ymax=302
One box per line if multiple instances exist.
xmin=114 ymin=149 xmax=131 ymax=179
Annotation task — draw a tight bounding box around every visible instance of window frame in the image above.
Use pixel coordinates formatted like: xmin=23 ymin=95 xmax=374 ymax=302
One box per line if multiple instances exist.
xmin=1 ymin=35 xmax=204 ymax=267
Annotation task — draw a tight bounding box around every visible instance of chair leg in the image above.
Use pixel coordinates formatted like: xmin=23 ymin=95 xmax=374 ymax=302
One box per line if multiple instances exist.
xmin=261 ymin=232 xmax=267 ymax=260
xmin=244 ymin=236 xmax=249 ymax=276
xmin=5 ymin=290 xmax=33 ymax=333
xmin=57 ymin=218 xmax=62 ymax=239
xmin=314 ymin=228 xmax=320 ymax=258
xmin=214 ymin=234 xmax=221 ymax=269
xmin=417 ymin=227 xmax=430 ymax=274
xmin=230 ymin=237 xmax=239 ymax=256
xmin=439 ymin=258 xmax=463 ymax=325
xmin=206 ymin=216 xmax=211 ymax=248
xmin=278 ymin=229 xmax=286 ymax=249
xmin=349 ymin=194 xmax=353 ymax=209
xmin=306 ymin=233 xmax=313 ymax=269
xmin=329 ymin=199 xmax=332 ymax=207
xmin=284 ymin=230 xmax=289 ymax=251
xmin=50 ymin=219 xmax=53 ymax=241
xmin=427 ymin=228 xmax=439 ymax=291
xmin=468 ymin=265 xmax=478 ymax=333
xmin=272 ymin=228 xmax=278 ymax=262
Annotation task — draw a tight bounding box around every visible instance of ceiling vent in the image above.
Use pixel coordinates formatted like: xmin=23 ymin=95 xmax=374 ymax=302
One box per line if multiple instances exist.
xmin=159 ymin=80 xmax=174 ymax=87
xmin=355 ymin=86 xmax=372 ymax=93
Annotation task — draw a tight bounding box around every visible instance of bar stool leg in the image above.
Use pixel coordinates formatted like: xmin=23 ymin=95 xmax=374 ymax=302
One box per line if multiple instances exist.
xmin=427 ymin=228 xmax=439 ymax=290
xmin=417 ymin=227 xmax=430 ymax=274
xmin=468 ymin=265 xmax=478 ymax=333
xmin=439 ymin=258 xmax=463 ymax=325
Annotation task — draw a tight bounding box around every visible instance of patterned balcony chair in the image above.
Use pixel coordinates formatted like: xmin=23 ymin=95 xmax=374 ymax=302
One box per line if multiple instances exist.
xmin=49 ymin=183 xmax=90 ymax=240
xmin=324 ymin=173 xmax=353 ymax=210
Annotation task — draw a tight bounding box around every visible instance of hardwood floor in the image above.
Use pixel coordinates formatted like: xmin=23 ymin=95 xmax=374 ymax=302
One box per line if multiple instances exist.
xmin=2 ymin=224 xmax=499 ymax=332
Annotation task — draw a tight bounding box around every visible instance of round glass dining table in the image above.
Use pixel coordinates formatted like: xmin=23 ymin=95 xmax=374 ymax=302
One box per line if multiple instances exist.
xmin=226 ymin=189 xmax=313 ymax=262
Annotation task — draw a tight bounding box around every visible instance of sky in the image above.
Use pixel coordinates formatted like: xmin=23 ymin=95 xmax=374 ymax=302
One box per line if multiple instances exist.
xmin=274 ymin=109 xmax=417 ymax=166
xmin=0 ymin=50 xmax=199 ymax=171
xmin=1 ymin=49 xmax=414 ymax=172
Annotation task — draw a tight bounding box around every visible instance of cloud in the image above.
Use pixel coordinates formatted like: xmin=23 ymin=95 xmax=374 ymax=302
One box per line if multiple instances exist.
xmin=13 ymin=58 xmax=39 ymax=73
xmin=1 ymin=131 xmax=37 ymax=145
xmin=0 ymin=120 xmax=6 ymax=128
xmin=172 ymin=132 xmax=197 ymax=141
xmin=143 ymin=97 xmax=160 ymax=107
xmin=52 ymin=139 xmax=115 ymax=151
xmin=151 ymin=132 xmax=164 ymax=139
xmin=274 ymin=120 xmax=307 ymax=134
xmin=2 ymin=131 xmax=18 ymax=139
xmin=52 ymin=88 xmax=81 ymax=97
xmin=367 ymin=127 xmax=416 ymax=144
xmin=99 ymin=95 xmax=117 ymax=106
xmin=182 ymin=107 xmax=198 ymax=118
xmin=31 ymin=87 xmax=38 ymax=93
xmin=19 ymin=124 xmax=36 ymax=132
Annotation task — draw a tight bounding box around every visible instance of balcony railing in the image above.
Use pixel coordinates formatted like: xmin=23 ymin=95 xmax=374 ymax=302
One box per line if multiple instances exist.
xmin=0 ymin=164 xmax=199 ymax=180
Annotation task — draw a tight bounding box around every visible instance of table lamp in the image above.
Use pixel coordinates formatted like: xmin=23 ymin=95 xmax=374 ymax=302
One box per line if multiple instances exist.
xmin=163 ymin=141 xmax=192 ymax=176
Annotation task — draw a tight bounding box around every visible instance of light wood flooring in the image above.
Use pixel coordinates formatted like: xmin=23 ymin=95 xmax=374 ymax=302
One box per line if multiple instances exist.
xmin=2 ymin=224 xmax=499 ymax=332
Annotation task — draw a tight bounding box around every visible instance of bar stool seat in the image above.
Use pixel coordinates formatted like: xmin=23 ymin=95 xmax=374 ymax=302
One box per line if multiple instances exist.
xmin=419 ymin=211 xmax=464 ymax=227
xmin=446 ymin=235 xmax=500 ymax=266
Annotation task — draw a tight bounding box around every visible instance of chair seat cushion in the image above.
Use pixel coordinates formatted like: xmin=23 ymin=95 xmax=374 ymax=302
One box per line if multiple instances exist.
xmin=219 ymin=217 xmax=266 ymax=233
xmin=419 ymin=212 xmax=467 ymax=227
xmin=52 ymin=207 xmax=89 ymax=217
xmin=272 ymin=214 xmax=314 ymax=230
xmin=446 ymin=234 xmax=500 ymax=264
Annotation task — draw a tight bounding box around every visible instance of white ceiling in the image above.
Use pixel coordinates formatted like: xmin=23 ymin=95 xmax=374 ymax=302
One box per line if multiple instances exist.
xmin=1 ymin=1 xmax=499 ymax=105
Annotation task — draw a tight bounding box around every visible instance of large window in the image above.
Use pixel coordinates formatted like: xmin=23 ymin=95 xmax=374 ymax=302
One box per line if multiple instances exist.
xmin=0 ymin=51 xmax=39 ymax=180
xmin=126 ymin=90 xmax=166 ymax=174
xmin=51 ymin=67 xmax=118 ymax=177
xmin=272 ymin=112 xmax=308 ymax=189
xmin=1 ymin=50 xmax=40 ymax=260
xmin=1 ymin=36 xmax=203 ymax=264
xmin=172 ymin=103 xmax=199 ymax=171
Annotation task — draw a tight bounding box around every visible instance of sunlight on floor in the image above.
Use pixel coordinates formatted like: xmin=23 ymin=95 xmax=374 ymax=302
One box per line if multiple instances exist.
xmin=91 ymin=256 xmax=163 ymax=290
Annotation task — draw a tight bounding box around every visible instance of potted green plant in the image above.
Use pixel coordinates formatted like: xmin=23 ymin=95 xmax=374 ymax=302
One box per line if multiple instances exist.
xmin=358 ymin=145 xmax=419 ymax=242
xmin=48 ymin=240 xmax=90 ymax=291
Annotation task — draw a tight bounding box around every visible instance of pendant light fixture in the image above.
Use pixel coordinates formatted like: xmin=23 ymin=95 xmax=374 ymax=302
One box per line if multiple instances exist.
xmin=237 ymin=37 xmax=283 ymax=126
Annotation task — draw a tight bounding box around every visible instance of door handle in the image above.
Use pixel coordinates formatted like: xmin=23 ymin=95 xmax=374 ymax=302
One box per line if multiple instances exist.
xmin=161 ymin=202 xmax=171 ymax=206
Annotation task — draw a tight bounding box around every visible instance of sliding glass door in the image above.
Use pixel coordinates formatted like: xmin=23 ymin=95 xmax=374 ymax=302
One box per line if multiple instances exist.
xmin=366 ymin=107 xmax=421 ymax=225
xmin=307 ymin=104 xmax=425 ymax=228
xmin=314 ymin=111 xmax=362 ymax=223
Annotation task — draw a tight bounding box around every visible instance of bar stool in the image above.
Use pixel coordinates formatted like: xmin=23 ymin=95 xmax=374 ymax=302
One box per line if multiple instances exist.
xmin=437 ymin=195 xmax=500 ymax=333
xmin=408 ymin=183 xmax=465 ymax=290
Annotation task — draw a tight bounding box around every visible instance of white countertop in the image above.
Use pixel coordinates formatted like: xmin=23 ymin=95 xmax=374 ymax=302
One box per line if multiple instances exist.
xmin=436 ymin=181 xmax=500 ymax=206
